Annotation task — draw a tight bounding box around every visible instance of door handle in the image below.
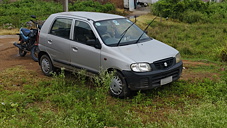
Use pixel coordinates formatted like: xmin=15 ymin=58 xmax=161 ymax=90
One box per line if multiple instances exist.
xmin=47 ymin=40 xmax=52 ymax=44
xmin=72 ymin=47 xmax=78 ymax=52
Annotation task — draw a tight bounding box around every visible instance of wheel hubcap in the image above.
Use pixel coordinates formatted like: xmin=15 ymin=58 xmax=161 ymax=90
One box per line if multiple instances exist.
xmin=110 ymin=76 xmax=123 ymax=95
xmin=41 ymin=58 xmax=50 ymax=74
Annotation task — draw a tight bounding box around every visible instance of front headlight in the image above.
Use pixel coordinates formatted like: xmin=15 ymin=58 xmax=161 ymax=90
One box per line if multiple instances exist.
xmin=176 ymin=53 xmax=182 ymax=63
xmin=131 ymin=63 xmax=151 ymax=72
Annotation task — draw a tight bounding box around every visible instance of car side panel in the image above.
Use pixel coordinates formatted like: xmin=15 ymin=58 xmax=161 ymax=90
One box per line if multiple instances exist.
xmin=70 ymin=41 xmax=101 ymax=73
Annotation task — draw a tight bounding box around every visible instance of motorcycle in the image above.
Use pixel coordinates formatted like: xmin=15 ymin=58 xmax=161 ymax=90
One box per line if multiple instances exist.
xmin=13 ymin=15 xmax=42 ymax=62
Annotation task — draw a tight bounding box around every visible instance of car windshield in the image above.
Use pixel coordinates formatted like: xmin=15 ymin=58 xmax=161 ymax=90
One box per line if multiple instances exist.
xmin=94 ymin=18 xmax=151 ymax=46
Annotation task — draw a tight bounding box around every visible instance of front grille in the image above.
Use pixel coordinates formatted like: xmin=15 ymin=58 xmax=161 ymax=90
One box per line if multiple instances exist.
xmin=153 ymin=57 xmax=174 ymax=70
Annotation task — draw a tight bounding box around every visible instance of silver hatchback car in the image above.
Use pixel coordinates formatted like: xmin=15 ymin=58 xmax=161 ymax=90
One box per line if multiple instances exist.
xmin=38 ymin=12 xmax=183 ymax=98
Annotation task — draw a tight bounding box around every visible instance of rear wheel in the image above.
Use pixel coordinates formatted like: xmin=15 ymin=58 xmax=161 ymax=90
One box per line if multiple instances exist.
xmin=31 ymin=46 xmax=39 ymax=62
xmin=109 ymin=71 xmax=130 ymax=98
xmin=40 ymin=54 xmax=54 ymax=76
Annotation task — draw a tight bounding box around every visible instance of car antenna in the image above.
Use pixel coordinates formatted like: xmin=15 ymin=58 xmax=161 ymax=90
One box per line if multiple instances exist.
xmin=117 ymin=21 xmax=136 ymax=46
xmin=135 ymin=16 xmax=157 ymax=44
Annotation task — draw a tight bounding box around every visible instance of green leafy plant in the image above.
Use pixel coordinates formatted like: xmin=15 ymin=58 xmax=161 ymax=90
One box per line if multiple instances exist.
xmin=69 ymin=0 xmax=115 ymax=13
xmin=152 ymin=0 xmax=227 ymax=23
xmin=218 ymin=43 xmax=227 ymax=62
xmin=0 ymin=0 xmax=115 ymax=28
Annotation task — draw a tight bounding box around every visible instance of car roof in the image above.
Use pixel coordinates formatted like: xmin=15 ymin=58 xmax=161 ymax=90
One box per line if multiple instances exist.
xmin=54 ymin=11 xmax=125 ymax=21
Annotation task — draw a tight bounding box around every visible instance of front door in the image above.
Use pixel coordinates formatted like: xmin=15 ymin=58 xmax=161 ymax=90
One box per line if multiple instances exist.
xmin=70 ymin=20 xmax=101 ymax=73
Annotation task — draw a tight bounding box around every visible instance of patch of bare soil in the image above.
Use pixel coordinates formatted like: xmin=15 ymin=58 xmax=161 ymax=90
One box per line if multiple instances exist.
xmin=0 ymin=35 xmax=220 ymax=81
xmin=181 ymin=60 xmax=220 ymax=81
xmin=0 ymin=35 xmax=42 ymax=75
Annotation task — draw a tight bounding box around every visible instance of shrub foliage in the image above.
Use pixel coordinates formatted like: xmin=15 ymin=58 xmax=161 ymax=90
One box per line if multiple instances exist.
xmin=0 ymin=0 xmax=115 ymax=27
xmin=69 ymin=0 xmax=115 ymax=13
xmin=0 ymin=0 xmax=62 ymax=27
xmin=152 ymin=0 xmax=227 ymax=23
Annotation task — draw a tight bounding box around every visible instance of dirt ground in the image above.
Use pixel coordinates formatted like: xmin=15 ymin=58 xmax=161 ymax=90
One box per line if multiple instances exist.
xmin=0 ymin=35 xmax=42 ymax=74
xmin=0 ymin=35 xmax=220 ymax=81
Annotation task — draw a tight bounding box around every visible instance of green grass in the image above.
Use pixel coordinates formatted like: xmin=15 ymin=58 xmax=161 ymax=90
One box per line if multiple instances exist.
xmin=1 ymin=1 xmax=227 ymax=127
xmin=0 ymin=64 xmax=226 ymax=127
xmin=136 ymin=15 xmax=227 ymax=61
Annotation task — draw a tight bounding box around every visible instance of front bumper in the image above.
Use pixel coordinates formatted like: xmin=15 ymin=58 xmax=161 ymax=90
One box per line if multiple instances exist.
xmin=122 ymin=61 xmax=183 ymax=90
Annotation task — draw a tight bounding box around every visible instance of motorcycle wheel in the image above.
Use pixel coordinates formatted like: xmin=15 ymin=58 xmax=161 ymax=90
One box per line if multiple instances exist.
xmin=31 ymin=46 xmax=39 ymax=62
xmin=19 ymin=49 xmax=27 ymax=57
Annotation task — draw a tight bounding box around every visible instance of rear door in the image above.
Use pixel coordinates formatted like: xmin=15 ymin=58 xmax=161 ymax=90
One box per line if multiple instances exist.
xmin=69 ymin=20 xmax=101 ymax=73
xmin=47 ymin=18 xmax=73 ymax=67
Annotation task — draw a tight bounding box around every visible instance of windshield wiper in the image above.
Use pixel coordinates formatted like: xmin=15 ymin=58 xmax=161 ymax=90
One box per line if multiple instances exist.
xmin=135 ymin=16 xmax=157 ymax=44
xmin=117 ymin=22 xmax=135 ymax=46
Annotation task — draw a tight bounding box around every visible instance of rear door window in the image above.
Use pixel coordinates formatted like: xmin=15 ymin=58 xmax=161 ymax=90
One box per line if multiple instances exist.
xmin=50 ymin=18 xmax=72 ymax=39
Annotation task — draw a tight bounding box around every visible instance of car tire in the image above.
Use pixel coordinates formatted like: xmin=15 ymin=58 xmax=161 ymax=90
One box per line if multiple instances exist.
xmin=109 ymin=71 xmax=130 ymax=98
xmin=40 ymin=54 xmax=54 ymax=76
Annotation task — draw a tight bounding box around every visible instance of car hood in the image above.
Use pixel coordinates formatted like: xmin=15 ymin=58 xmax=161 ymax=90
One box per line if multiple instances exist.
xmin=117 ymin=39 xmax=178 ymax=63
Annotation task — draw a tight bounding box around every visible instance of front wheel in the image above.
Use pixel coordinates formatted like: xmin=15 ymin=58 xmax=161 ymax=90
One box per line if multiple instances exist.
xmin=31 ymin=46 xmax=39 ymax=62
xmin=40 ymin=54 xmax=54 ymax=76
xmin=19 ymin=48 xmax=27 ymax=57
xmin=109 ymin=72 xmax=130 ymax=98
xmin=19 ymin=41 xmax=27 ymax=57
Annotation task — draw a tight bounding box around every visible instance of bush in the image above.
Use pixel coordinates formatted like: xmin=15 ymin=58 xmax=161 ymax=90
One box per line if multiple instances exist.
xmin=69 ymin=0 xmax=115 ymax=13
xmin=0 ymin=0 xmax=115 ymax=28
xmin=152 ymin=0 xmax=175 ymax=18
xmin=208 ymin=2 xmax=227 ymax=23
xmin=152 ymin=0 xmax=227 ymax=23
xmin=179 ymin=10 xmax=208 ymax=24
xmin=0 ymin=0 xmax=62 ymax=27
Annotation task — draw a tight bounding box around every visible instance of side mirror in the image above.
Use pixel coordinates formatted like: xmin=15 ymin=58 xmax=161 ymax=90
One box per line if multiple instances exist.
xmin=87 ymin=39 xmax=101 ymax=49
